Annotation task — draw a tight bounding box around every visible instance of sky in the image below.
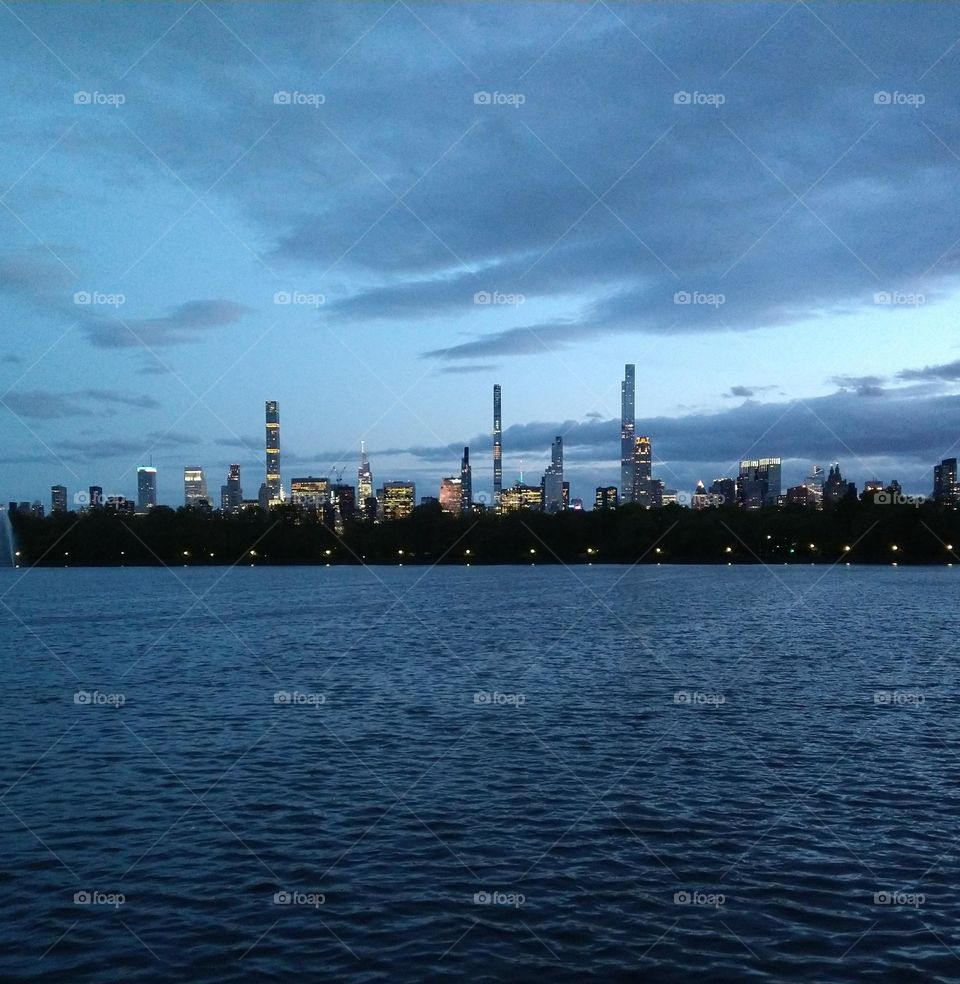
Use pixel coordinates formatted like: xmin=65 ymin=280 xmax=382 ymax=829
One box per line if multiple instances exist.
xmin=1 ymin=1 xmax=960 ymax=507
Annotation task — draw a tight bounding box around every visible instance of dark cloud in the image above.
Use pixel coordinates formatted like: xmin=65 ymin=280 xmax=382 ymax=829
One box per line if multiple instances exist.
xmin=435 ymin=363 xmax=499 ymax=375
xmin=0 ymin=388 xmax=159 ymax=420
xmin=83 ymin=300 xmax=252 ymax=349
xmin=724 ymin=385 xmax=780 ymax=399
xmin=829 ymin=374 xmax=888 ymax=397
xmin=898 ymin=358 xmax=960 ymax=382
xmin=1 ymin=354 xmax=24 ymax=364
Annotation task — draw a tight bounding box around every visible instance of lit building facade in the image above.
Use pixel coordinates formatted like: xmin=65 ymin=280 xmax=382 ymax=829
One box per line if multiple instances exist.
xmin=381 ymin=481 xmax=415 ymax=521
xmin=543 ymin=435 xmax=564 ymax=513
xmin=358 ymin=442 xmax=374 ymax=514
xmin=460 ymin=446 xmax=472 ymax=513
xmin=290 ymin=477 xmax=330 ymax=512
xmin=440 ymin=477 xmax=462 ymax=515
xmin=51 ymin=485 xmax=67 ymax=513
xmin=137 ymin=466 xmax=157 ymax=510
xmin=501 ymin=482 xmax=543 ymax=512
xmin=620 ymin=364 xmax=636 ymax=503
xmin=736 ymin=458 xmax=782 ymax=509
xmin=493 ymin=384 xmax=502 ymax=511
xmin=933 ymin=457 xmax=959 ymax=505
xmin=594 ymin=486 xmax=618 ymax=510
xmin=221 ymin=463 xmax=242 ymax=513
xmin=265 ymin=400 xmax=281 ymax=501
xmin=184 ymin=467 xmax=208 ymax=507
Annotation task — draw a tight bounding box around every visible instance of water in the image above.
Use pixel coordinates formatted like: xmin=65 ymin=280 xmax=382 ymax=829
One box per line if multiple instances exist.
xmin=0 ymin=564 xmax=957 ymax=982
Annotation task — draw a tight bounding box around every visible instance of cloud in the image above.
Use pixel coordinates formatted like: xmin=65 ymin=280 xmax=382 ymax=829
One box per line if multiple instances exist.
xmin=898 ymin=358 xmax=960 ymax=382
xmin=724 ymin=385 xmax=780 ymax=399
xmin=435 ymin=363 xmax=499 ymax=375
xmin=82 ymin=300 xmax=252 ymax=349
xmin=1 ymin=354 xmax=24 ymax=364
xmin=829 ymin=374 xmax=887 ymax=397
xmin=0 ymin=388 xmax=160 ymax=420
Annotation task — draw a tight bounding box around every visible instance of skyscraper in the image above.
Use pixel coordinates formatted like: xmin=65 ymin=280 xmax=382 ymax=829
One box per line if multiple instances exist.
xmin=439 ymin=476 xmax=462 ymax=515
xmin=381 ymin=481 xmax=415 ymax=521
xmin=51 ymin=485 xmax=67 ymax=513
xmin=88 ymin=485 xmax=103 ymax=509
xmin=460 ymin=446 xmax=472 ymax=513
xmin=632 ymin=435 xmax=654 ymax=505
xmin=620 ymin=364 xmax=636 ymax=503
xmin=933 ymin=457 xmax=959 ymax=504
xmin=493 ymin=384 xmax=502 ymax=510
xmin=358 ymin=442 xmax=374 ymax=507
xmin=184 ymin=467 xmax=208 ymax=507
xmin=594 ymin=486 xmax=618 ymax=510
xmin=221 ymin=463 xmax=242 ymax=513
xmin=265 ymin=400 xmax=281 ymax=501
xmin=736 ymin=458 xmax=782 ymax=509
xmin=137 ymin=466 xmax=157 ymax=511
xmin=543 ymin=435 xmax=564 ymax=513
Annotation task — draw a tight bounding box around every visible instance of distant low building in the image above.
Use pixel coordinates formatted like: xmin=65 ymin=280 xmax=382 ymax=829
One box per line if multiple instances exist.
xmin=594 ymin=486 xmax=618 ymax=511
xmin=501 ymin=482 xmax=542 ymax=513
xmin=381 ymin=481 xmax=416 ymax=521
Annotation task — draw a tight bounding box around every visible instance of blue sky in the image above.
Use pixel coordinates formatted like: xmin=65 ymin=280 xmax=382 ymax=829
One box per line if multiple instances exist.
xmin=1 ymin=1 xmax=959 ymax=506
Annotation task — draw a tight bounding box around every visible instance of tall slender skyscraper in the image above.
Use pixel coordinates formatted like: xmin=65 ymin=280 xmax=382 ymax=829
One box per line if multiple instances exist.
xmin=358 ymin=442 xmax=374 ymax=512
xmin=620 ymin=364 xmax=635 ymax=503
xmin=493 ymin=384 xmax=502 ymax=510
xmin=543 ymin=436 xmax=564 ymax=513
xmin=265 ymin=401 xmax=281 ymax=500
xmin=137 ymin=466 xmax=157 ymax=511
xmin=460 ymin=446 xmax=472 ymax=513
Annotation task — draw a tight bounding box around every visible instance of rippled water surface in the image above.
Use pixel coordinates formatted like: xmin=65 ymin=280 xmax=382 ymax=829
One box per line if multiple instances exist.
xmin=1 ymin=564 xmax=958 ymax=982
